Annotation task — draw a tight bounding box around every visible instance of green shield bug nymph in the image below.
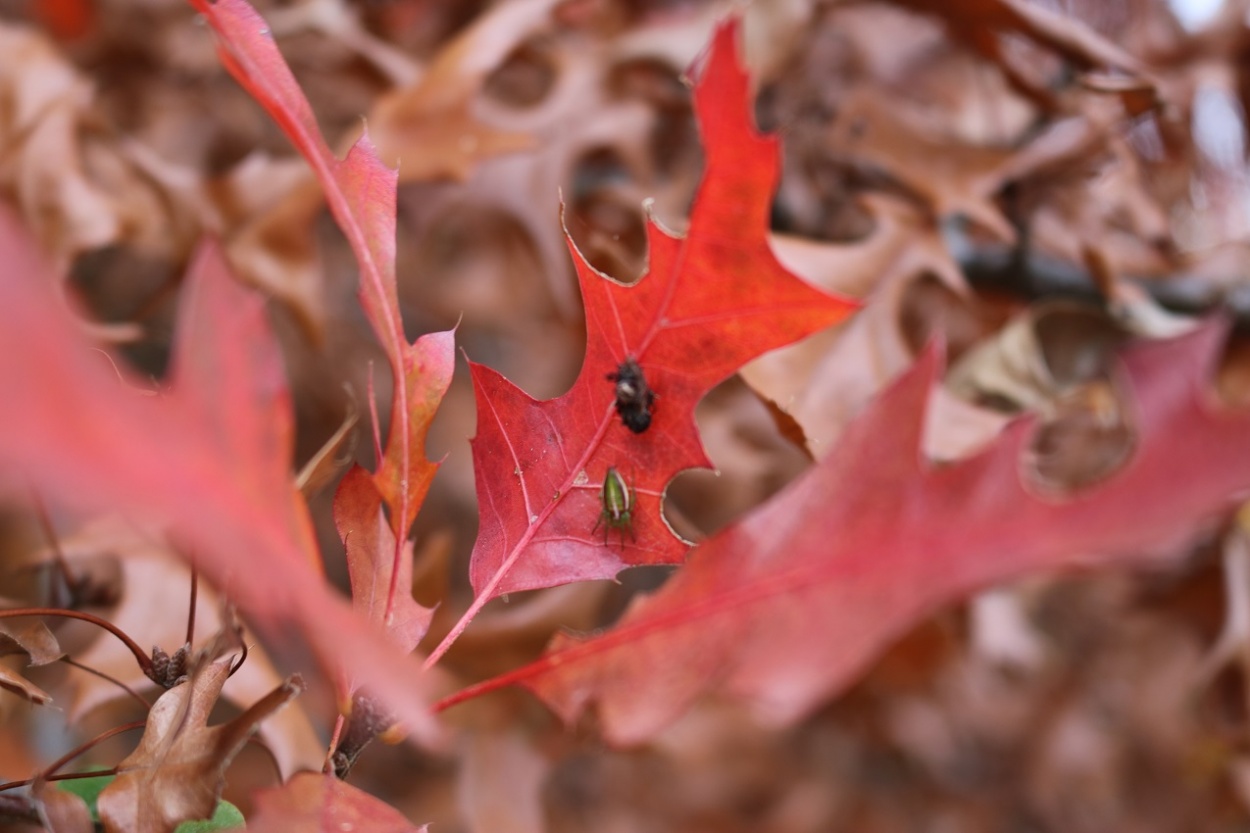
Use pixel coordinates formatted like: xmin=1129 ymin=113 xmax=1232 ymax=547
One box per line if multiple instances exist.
xmin=593 ymin=466 xmax=636 ymax=546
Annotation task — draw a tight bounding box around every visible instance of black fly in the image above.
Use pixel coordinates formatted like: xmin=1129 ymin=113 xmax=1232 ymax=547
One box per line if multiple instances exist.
xmin=607 ymin=356 xmax=656 ymax=434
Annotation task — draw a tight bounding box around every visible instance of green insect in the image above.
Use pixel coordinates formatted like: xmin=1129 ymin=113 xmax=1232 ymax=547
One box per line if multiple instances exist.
xmin=593 ymin=466 xmax=636 ymax=546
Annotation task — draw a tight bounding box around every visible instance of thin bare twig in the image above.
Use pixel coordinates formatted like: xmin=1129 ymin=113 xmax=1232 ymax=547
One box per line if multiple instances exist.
xmin=60 ymin=656 xmax=152 ymax=711
xmin=0 ymin=609 xmax=151 ymax=675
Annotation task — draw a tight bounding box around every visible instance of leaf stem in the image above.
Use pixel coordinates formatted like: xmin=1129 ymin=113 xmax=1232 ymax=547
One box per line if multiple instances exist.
xmin=60 ymin=657 xmax=151 ymax=711
xmin=431 ymin=668 xmax=531 ymax=713
xmin=185 ymin=567 xmax=198 ymax=647
xmin=0 ymin=769 xmax=119 ymax=793
xmin=41 ymin=720 xmax=146 ymax=781
xmin=0 ymin=720 xmax=145 ymax=794
xmin=323 ymin=713 xmax=346 ymax=775
xmin=0 ymin=609 xmax=151 ymax=675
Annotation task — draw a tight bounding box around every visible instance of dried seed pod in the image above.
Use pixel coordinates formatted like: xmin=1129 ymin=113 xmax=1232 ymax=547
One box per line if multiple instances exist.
xmin=607 ymin=357 xmax=656 ymax=434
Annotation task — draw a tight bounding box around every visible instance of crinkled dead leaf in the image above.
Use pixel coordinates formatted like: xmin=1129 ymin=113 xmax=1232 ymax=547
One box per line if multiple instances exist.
xmin=0 ymin=664 xmax=51 ymax=705
xmin=890 ymin=0 xmax=1149 ymax=95
xmin=97 ymin=657 xmax=301 ymax=833
xmin=829 ymin=91 xmax=1021 ymax=241
xmin=0 ymin=617 xmax=63 ymax=705
xmin=0 ymin=618 xmax=63 ymax=666
xmin=365 ymin=0 xmax=543 ymax=182
xmin=745 ymin=196 xmax=997 ymax=459
xmin=0 ymin=23 xmax=201 ymax=263
xmin=0 ymin=23 xmax=119 ymax=258
xmin=249 ymin=772 xmax=428 ymax=833
xmin=408 ymin=4 xmax=695 ymax=319
xmin=47 ymin=517 xmax=323 ymax=777
xmin=296 ymin=406 xmax=358 ymax=496
xmin=947 ymin=303 xmax=1129 ymax=411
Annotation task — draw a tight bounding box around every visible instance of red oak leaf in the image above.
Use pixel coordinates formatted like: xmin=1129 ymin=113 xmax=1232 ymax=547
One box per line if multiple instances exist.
xmin=188 ymin=0 xmax=455 ymax=608
xmin=249 ymin=772 xmax=428 ymax=833
xmin=442 ymin=323 xmax=1250 ymax=744
xmin=428 ymin=18 xmax=857 ymax=664
xmin=0 ymin=208 xmax=440 ymax=742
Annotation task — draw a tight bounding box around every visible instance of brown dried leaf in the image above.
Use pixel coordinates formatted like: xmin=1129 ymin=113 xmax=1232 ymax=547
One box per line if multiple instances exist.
xmin=0 ymin=23 xmax=120 ymax=259
xmin=947 ymin=303 xmax=1128 ymax=410
xmin=0 ymin=663 xmax=51 ymax=705
xmin=406 ymin=10 xmax=690 ymax=319
xmin=33 ymin=779 xmax=92 ymax=833
xmin=222 ymin=0 xmax=549 ymax=340
xmin=98 ymin=657 xmax=302 ymax=833
xmin=52 ymin=517 xmax=323 ymax=778
xmin=0 ymin=23 xmax=200 ymax=263
xmin=296 ymin=405 xmax=358 ymax=497
xmin=746 ymin=196 xmax=991 ymax=458
xmin=828 ymin=90 xmax=1019 ymax=241
xmin=366 ymin=0 xmax=549 ymax=183
xmin=891 ymin=0 xmax=1150 ymax=88
xmin=0 ymin=617 xmax=62 ymax=706
xmin=0 ymin=618 xmax=63 ymax=666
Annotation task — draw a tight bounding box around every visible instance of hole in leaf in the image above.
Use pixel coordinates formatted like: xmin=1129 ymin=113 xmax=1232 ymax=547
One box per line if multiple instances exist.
xmin=1025 ymin=379 xmax=1136 ymax=495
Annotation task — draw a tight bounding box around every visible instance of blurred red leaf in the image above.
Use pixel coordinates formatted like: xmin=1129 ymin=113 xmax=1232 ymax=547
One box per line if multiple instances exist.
xmin=428 ymin=18 xmax=857 ymax=663
xmin=249 ymin=772 xmax=428 ymax=833
xmin=0 ymin=208 xmax=440 ymax=742
xmin=32 ymin=0 xmax=95 ymax=41
xmin=447 ymin=322 xmax=1250 ymax=743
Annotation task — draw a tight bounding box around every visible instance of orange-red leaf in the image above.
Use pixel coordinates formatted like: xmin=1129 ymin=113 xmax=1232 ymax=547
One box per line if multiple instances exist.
xmin=334 ymin=465 xmax=433 ymax=662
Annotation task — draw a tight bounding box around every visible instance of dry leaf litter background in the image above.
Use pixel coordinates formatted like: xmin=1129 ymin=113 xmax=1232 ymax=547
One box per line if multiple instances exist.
xmin=4 ymin=0 xmax=1250 ymax=830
